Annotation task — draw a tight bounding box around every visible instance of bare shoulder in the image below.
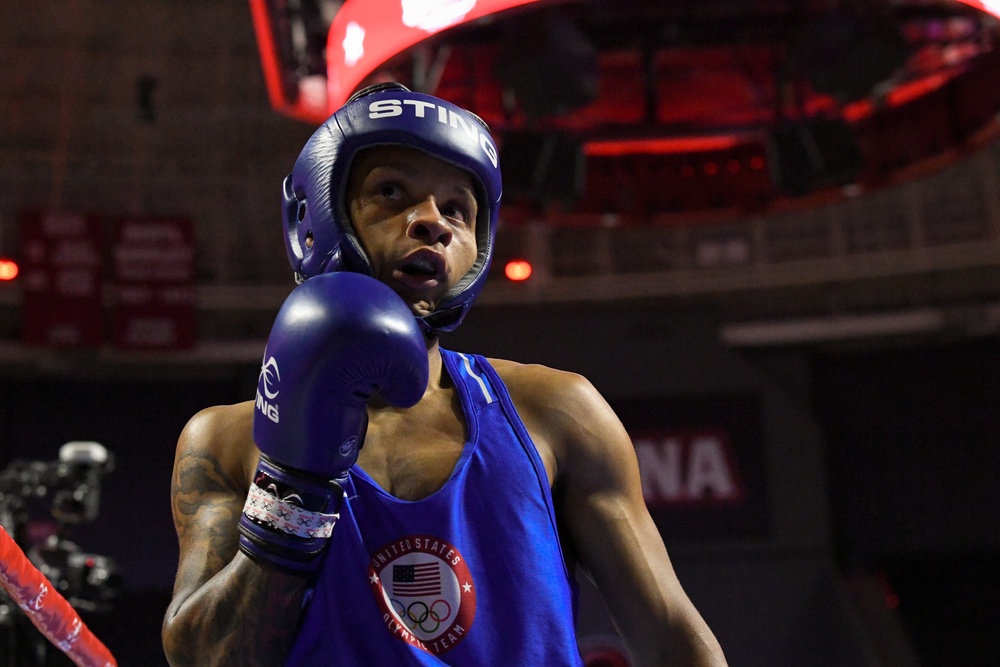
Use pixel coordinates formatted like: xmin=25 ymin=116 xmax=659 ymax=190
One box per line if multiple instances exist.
xmin=173 ymin=401 xmax=258 ymax=506
xmin=486 ymin=358 xmax=623 ymax=479
xmin=487 ymin=357 xmax=589 ymax=394
xmin=486 ymin=358 xmax=601 ymax=428
xmin=180 ymin=401 xmax=255 ymax=446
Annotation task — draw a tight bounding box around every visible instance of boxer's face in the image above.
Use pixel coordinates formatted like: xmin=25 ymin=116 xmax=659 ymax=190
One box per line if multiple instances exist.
xmin=347 ymin=145 xmax=479 ymax=319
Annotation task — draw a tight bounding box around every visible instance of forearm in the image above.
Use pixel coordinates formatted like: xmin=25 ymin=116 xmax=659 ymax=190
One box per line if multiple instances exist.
xmin=163 ymin=554 xmax=307 ymax=667
xmin=626 ymin=612 xmax=728 ymax=667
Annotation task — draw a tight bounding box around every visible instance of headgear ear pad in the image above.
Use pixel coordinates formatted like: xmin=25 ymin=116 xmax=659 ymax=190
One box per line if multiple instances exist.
xmin=282 ymin=83 xmax=502 ymax=334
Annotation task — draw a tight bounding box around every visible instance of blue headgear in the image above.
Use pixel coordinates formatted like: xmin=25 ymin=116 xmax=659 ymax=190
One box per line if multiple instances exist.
xmin=282 ymin=83 xmax=502 ymax=334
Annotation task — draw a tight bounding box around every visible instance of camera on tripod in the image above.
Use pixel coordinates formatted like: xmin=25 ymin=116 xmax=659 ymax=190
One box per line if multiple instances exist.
xmin=0 ymin=441 xmax=121 ymax=615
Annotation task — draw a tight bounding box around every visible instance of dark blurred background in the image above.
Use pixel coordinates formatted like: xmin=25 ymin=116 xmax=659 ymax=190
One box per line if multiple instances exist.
xmin=1 ymin=1 xmax=999 ymax=665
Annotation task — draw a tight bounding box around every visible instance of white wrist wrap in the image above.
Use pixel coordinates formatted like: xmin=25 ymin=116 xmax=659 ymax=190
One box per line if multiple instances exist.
xmin=242 ymin=482 xmax=338 ymax=539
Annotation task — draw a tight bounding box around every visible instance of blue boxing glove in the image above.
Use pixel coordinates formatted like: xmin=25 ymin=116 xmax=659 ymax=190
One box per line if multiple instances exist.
xmin=238 ymin=272 xmax=429 ymax=574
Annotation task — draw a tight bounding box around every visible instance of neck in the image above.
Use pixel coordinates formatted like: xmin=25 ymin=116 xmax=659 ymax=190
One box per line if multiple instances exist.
xmin=425 ymin=336 xmax=445 ymax=391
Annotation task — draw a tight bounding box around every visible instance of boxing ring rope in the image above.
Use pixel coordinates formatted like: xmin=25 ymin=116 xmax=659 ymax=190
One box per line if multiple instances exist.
xmin=0 ymin=527 xmax=116 ymax=667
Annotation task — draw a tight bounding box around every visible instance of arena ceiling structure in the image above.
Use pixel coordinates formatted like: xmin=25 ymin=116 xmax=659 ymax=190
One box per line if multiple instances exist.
xmin=250 ymin=0 xmax=1000 ymax=221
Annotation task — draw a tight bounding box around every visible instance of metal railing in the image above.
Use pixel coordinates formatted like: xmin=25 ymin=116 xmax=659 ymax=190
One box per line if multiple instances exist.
xmin=1 ymin=139 xmax=998 ymax=355
xmin=482 ymin=140 xmax=1000 ymax=306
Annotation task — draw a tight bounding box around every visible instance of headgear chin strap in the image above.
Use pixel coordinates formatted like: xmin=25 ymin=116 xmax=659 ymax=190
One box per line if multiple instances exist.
xmin=281 ymin=82 xmax=503 ymax=334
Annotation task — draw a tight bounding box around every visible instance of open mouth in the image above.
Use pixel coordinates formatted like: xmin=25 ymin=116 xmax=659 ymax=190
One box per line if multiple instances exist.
xmin=393 ymin=251 xmax=445 ymax=290
xmin=399 ymin=257 xmax=439 ymax=278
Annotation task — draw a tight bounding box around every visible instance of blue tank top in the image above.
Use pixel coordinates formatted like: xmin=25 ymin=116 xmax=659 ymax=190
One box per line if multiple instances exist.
xmin=285 ymin=350 xmax=583 ymax=666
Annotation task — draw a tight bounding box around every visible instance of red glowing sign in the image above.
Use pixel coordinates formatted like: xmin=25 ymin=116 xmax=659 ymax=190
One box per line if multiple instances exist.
xmin=326 ymin=0 xmax=542 ymax=110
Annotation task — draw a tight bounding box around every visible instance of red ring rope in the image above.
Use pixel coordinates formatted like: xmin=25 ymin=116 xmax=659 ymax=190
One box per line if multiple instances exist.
xmin=0 ymin=527 xmax=117 ymax=667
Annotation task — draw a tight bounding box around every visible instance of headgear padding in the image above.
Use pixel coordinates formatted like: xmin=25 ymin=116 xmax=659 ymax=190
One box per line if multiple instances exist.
xmin=282 ymin=82 xmax=502 ymax=334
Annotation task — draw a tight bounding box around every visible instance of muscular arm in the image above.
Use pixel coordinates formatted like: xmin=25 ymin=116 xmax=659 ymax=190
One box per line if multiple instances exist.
xmin=506 ymin=365 xmax=727 ymax=667
xmin=162 ymin=404 xmax=307 ymax=667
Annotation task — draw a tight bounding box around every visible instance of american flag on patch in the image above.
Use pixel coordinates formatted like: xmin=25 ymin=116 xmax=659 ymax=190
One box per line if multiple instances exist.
xmin=392 ymin=562 xmax=441 ymax=597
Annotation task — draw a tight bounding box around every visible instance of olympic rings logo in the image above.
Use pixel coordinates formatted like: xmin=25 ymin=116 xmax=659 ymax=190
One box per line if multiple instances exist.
xmin=368 ymin=536 xmax=476 ymax=654
xmin=391 ymin=598 xmax=452 ymax=634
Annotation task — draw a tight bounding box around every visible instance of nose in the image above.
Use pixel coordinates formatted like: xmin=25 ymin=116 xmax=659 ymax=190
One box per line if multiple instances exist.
xmin=406 ymin=197 xmax=453 ymax=247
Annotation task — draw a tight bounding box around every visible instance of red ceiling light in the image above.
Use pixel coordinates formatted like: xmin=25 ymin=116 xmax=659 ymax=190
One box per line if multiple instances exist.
xmin=504 ymin=260 xmax=533 ymax=282
xmin=0 ymin=258 xmax=19 ymax=281
xmin=584 ymin=135 xmax=742 ymax=156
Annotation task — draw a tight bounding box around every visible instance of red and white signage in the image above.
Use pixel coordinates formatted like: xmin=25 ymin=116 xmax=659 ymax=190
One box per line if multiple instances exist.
xmin=112 ymin=217 xmax=196 ymax=350
xmin=250 ymin=0 xmax=542 ymax=122
xmin=613 ymin=393 xmax=770 ymax=541
xmin=326 ymin=0 xmax=540 ymax=109
xmin=20 ymin=211 xmax=104 ymax=347
xmin=633 ymin=428 xmax=746 ymax=507
xmin=956 ymin=1 xmax=1000 ymax=19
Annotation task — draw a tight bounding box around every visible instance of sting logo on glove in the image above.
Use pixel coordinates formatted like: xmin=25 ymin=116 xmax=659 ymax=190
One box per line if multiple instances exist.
xmin=256 ymin=355 xmax=281 ymax=424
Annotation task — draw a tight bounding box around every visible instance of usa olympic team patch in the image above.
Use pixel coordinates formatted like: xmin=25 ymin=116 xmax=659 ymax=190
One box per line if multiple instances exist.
xmin=368 ymin=534 xmax=476 ymax=655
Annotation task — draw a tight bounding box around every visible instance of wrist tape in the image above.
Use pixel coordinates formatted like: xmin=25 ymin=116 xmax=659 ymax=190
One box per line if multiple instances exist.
xmin=237 ymin=454 xmax=345 ymax=574
xmin=242 ymin=481 xmax=338 ymax=539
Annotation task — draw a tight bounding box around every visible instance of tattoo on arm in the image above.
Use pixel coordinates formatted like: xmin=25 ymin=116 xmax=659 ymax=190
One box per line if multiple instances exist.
xmin=171 ymin=449 xmax=243 ymax=561
xmin=165 ymin=449 xmax=306 ymax=667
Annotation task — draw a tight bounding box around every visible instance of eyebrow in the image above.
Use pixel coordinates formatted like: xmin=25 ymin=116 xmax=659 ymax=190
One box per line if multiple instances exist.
xmin=366 ymin=162 xmax=477 ymax=200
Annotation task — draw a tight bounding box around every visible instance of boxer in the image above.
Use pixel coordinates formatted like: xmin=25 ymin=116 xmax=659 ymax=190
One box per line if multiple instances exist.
xmin=162 ymin=83 xmax=727 ymax=666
